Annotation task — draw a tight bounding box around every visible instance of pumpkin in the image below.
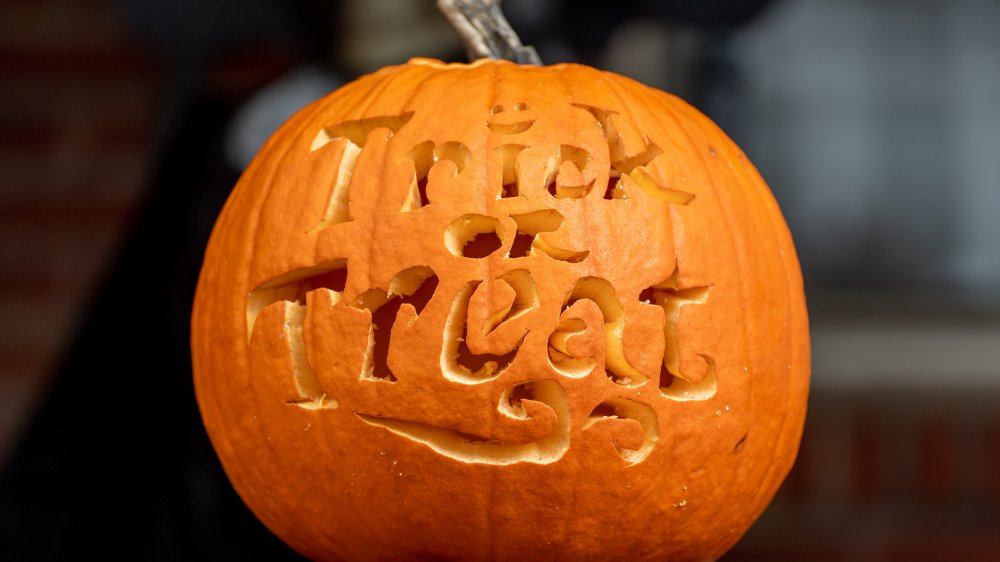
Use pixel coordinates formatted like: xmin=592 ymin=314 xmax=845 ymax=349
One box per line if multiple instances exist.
xmin=191 ymin=57 xmax=809 ymax=561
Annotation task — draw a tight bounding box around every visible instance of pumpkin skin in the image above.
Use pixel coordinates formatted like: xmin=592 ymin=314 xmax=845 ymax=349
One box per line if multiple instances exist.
xmin=191 ymin=58 xmax=809 ymax=561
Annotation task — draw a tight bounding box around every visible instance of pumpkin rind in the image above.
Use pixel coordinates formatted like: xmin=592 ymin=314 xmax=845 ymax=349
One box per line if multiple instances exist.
xmin=192 ymin=58 xmax=809 ymax=561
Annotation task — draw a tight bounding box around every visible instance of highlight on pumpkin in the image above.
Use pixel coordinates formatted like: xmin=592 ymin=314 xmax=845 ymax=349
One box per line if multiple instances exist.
xmin=311 ymin=140 xmax=359 ymax=229
xmin=401 ymin=140 xmax=471 ymax=211
xmin=357 ymin=379 xmax=572 ymax=466
xmin=359 ymin=378 xmax=559 ymax=449
xmin=489 ymin=102 xmax=530 ymax=115
xmin=248 ymin=297 xmax=338 ymax=412
xmin=507 ymin=209 xmax=589 ymax=263
xmin=582 ymin=397 xmax=659 ymax=464
xmin=571 ymin=102 xmax=695 ymax=205
xmin=482 ymin=268 xmax=539 ymax=335
xmin=545 ymin=144 xmax=594 ymax=199
xmin=487 ymin=120 xmax=535 ymax=135
xmin=604 ymin=173 xmax=625 ymax=200
xmin=496 ymin=143 xmax=526 ymax=198
xmin=441 ymin=280 xmax=525 ymax=383
xmin=444 ymin=214 xmax=504 ymax=258
xmin=245 ymin=259 xmax=348 ymax=338
xmin=351 ymin=266 xmax=439 ymax=382
xmin=488 ymin=102 xmax=535 ymax=134
xmin=627 ymin=168 xmax=695 ymax=206
xmin=497 ymin=380 xmax=533 ymax=419
xmin=311 ymin=112 xmax=414 ymax=150
xmin=531 ymin=235 xmax=590 ymax=263
xmin=283 ymin=301 xmax=324 ymax=401
xmin=245 ymin=262 xmax=349 ymax=410
xmin=508 ymin=209 xmax=560 ymax=239
xmin=242 ymin=296 xmax=340 ymax=412
xmin=547 ymin=317 xmax=597 ymax=377
xmin=661 ymin=355 xmax=718 ymax=402
xmin=639 ymin=276 xmax=718 ymax=400
xmin=564 ymin=277 xmax=648 ymax=387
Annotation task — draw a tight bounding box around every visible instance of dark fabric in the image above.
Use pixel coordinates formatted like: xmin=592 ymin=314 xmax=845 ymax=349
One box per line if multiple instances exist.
xmin=0 ymin=96 xmax=300 ymax=561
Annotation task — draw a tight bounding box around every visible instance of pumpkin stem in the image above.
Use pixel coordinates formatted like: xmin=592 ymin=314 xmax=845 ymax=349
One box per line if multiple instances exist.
xmin=436 ymin=0 xmax=542 ymax=64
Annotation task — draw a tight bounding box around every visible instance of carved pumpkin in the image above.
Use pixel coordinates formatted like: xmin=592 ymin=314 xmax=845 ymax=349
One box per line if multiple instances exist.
xmin=192 ymin=58 xmax=809 ymax=561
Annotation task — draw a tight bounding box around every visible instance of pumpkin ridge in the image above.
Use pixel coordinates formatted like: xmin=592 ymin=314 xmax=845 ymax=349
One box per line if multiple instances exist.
xmin=239 ymin=67 xmax=412 ymax=548
xmin=202 ymin=102 xmax=324 ymax=536
xmin=624 ymin=80 xmax=763 ymax=554
xmin=674 ymin=107 xmax=799 ymax=517
xmin=640 ymin=83 xmax=800 ymax=543
xmin=701 ymin=112 xmax=809 ymax=518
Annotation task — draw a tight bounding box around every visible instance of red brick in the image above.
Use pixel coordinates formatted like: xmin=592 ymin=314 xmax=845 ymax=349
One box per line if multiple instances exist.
xmin=0 ymin=343 xmax=53 ymax=380
xmin=0 ymin=150 xmax=150 ymax=201
xmin=887 ymin=531 xmax=1000 ymax=562
xmin=0 ymin=47 xmax=152 ymax=78
xmin=986 ymin=422 xmax=1000 ymax=505
xmin=852 ymin=412 xmax=885 ymax=503
xmin=0 ymin=199 xmax=133 ymax=228
xmin=0 ymin=296 xmax=83 ymax=349
xmin=916 ymin=417 xmax=955 ymax=504
xmin=0 ymin=222 xmax=119 ymax=302
xmin=0 ymin=123 xmax=149 ymax=153
xmin=0 ymin=1 xmax=129 ymax=52
xmin=0 ymin=75 xmax=157 ymax=124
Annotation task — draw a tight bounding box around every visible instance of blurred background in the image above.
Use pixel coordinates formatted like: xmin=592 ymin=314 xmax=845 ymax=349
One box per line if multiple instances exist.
xmin=0 ymin=0 xmax=998 ymax=560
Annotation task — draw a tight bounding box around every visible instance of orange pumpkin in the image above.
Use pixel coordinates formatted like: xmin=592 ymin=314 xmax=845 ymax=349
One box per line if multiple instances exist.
xmin=191 ymin=58 xmax=809 ymax=561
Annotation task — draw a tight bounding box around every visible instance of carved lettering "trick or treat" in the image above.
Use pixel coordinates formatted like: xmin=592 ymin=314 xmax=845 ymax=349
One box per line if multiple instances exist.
xmin=246 ymin=102 xmax=717 ymax=466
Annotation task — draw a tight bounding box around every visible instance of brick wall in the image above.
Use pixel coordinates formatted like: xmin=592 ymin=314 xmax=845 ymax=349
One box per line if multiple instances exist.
xmin=0 ymin=0 xmax=158 ymax=464
xmin=725 ymin=389 xmax=1000 ymax=561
